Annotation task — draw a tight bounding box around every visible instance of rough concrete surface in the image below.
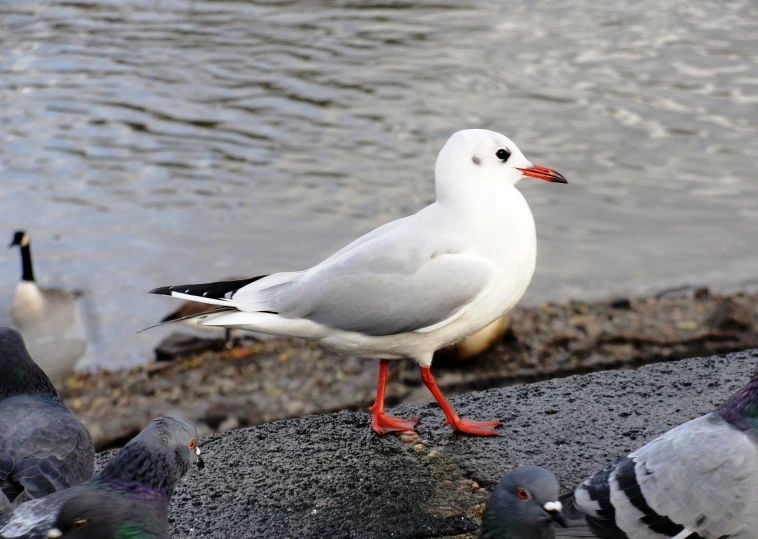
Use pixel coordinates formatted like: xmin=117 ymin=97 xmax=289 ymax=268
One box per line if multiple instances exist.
xmin=95 ymin=349 xmax=757 ymax=539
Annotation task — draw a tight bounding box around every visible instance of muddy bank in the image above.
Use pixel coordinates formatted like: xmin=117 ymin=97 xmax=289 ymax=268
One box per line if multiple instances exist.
xmin=61 ymin=287 xmax=757 ymax=449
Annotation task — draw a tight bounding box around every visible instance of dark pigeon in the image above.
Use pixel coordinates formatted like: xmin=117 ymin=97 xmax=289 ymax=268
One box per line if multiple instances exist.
xmin=0 ymin=328 xmax=94 ymax=511
xmin=0 ymin=416 xmax=203 ymax=539
xmin=43 ymin=492 xmax=146 ymax=539
xmin=481 ymin=466 xmax=566 ymax=539
xmin=556 ymin=365 xmax=758 ymax=539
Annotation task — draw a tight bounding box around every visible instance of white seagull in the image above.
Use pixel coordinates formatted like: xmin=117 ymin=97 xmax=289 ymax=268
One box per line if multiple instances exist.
xmin=149 ymin=129 xmax=567 ymax=436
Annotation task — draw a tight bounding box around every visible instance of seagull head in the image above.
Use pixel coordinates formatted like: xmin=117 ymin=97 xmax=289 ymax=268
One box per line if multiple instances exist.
xmin=435 ymin=129 xmax=567 ymax=203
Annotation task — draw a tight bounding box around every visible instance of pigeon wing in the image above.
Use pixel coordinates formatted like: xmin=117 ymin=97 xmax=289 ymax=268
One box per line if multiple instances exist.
xmin=575 ymin=413 xmax=758 ymax=538
xmin=0 ymin=398 xmax=94 ymax=506
xmin=554 ymin=493 xmax=623 ymax=538
xmin=0 ymin=449 xmax=19 ymax=507
xmin=629 ymin=414 xmax=758 ymax=537
xmin=0 ymin=489 xmax=71 ymax=539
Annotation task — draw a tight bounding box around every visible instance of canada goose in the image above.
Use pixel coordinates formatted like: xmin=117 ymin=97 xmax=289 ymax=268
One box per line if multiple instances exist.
xmin=9 ymin=230 xmax=91 ymax=379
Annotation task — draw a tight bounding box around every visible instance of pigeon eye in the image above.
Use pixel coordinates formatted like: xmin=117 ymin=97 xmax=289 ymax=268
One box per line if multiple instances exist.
xmin=516 ymin=488 xmax=530 ymax=500
xmin=496 ymin=149 xmax=511 ymax=162
xmin=188 ymin=439 xmax=196 ymax=450
xmin=72 ymin=518 xmax=88 ymax=530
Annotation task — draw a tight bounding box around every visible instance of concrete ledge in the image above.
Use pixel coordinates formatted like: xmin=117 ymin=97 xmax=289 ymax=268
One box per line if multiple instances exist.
xmin=99 ymin=350 xmax=756 ymax=538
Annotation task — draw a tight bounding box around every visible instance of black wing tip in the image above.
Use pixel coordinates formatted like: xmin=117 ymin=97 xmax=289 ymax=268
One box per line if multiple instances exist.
xmin=150 ymin=285 xmax=175 ymax=296
xmin=149 ymin=276 xmax=269 ymax=301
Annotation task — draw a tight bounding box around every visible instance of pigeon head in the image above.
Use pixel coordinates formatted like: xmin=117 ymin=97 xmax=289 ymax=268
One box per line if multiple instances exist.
xmin=480 ymin=466 xmax=565 ymax=539
xmin=435 ymin=129 xmax=567 ymax=205
xmin=156 ymin=416 xmax=204 ymax=472
xmin=100 ymin=416 xmax=202 ymax=500
xmin=0 ymin=327 xmax=61 ymax=402
xmin=9 ymin=230 xmax=29 ymax=248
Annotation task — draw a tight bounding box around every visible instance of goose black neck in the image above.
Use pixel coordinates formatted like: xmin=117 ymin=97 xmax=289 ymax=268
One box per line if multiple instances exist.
xmin=19 ymin=243 xmax=35 ymax=282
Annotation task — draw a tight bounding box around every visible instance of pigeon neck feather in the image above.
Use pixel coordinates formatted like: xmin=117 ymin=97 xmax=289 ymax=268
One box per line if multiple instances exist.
xmin=0 ymin=343 xmax=61 ymax=402
xmin=99 ymin=437 xmax=185 ymax=502
xmin=719 ymin=367 xmax=758 ymax=432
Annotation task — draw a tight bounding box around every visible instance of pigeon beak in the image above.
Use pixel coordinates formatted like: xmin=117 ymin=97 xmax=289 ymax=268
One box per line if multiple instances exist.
xmin=195 ymin=446 xmax=204 ymax=468
xmin=516 ymin=164 xmax=568 ymax=184
xmin=543 ymin=501 xmax=566 ymax=527
xmin=47 ymin=529 xmax=63 ymax=539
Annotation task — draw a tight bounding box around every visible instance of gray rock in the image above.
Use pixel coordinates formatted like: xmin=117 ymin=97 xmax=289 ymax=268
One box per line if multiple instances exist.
xmin=705 ymin=297 xmax=753 ymax=331
xmin=155 ymin=332 xmax=225 ymax=361
xmin=93 ymin=349 xmax=756 ymax=539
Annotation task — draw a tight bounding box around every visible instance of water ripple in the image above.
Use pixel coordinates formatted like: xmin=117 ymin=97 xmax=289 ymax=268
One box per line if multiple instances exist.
xmin=0 ymin=0 xmax=756 ymax=367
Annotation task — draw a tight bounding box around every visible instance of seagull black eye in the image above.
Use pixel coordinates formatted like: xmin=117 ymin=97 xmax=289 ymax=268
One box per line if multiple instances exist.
xmin=496 ymin=149 xmax=511 ymax=162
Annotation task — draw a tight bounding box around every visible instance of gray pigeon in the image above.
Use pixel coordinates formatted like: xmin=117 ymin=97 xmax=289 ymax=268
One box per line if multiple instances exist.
xmin=42 ymin=492 xmax=149 ymax=539
xmin=556 ymin=366 xmax=758 ymax=539
xmin=0 ymin=328 xmax=94 ymax=511
xmin=0 ymin=416 xmax=203 ymax=539
xmin=481 ymin=466 xmax=566 ymax=539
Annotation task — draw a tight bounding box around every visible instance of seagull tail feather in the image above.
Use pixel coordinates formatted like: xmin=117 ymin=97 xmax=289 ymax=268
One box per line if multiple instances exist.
xmin=136 ymin=306 xmax=237 ymax=334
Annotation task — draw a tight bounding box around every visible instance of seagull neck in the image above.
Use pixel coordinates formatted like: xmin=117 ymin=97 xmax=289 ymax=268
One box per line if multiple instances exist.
xmin=19 ymin=243 xmax=35 ymax=282
xmin=436 ymin=181 xmax=524 ymax=220
xmin=719 ymin=368 xmax=758 ymax=432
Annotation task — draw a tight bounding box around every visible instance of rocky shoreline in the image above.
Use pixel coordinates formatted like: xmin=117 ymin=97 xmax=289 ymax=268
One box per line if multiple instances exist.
xmin=61 ymin=286 xmax=757 ymax=450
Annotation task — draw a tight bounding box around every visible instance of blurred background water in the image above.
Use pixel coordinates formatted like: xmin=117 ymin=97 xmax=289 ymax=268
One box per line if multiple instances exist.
xmin=0 ymin=0 xmax=757 ymax=369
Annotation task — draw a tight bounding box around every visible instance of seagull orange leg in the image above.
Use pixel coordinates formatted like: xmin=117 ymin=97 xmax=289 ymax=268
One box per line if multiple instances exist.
xmin=369 ymin=360 xmax=419 ymax=434
xmin=420 ymin=367 xmax=502 ymax=435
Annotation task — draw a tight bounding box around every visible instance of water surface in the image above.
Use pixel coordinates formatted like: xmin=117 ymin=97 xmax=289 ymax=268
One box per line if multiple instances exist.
xmin=1 ymin=0 xmax=757 ymax=367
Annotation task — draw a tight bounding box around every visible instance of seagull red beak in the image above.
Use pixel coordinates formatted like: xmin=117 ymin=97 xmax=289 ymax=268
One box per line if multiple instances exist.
xmin=516 ymin=164 xmax=568 ymax=184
